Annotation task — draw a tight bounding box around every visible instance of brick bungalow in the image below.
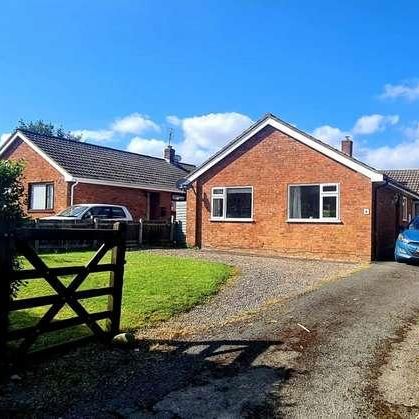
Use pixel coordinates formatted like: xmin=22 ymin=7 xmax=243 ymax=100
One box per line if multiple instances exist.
xmin=0 ymin=129 xmax=194 ymax=220
xmin=184 ymin=113 xmax=419 ymax=262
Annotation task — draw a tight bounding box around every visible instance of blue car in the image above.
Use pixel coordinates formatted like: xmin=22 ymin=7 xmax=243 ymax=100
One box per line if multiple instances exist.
xmin=395 ymin=216 xmax=419 ymax=262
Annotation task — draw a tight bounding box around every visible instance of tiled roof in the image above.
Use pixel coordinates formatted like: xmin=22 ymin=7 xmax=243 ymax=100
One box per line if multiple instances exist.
xmin=382 ymin=169 xmax=419 ymax=194
xmin=17 ymin=130 xmax=195 ymax=192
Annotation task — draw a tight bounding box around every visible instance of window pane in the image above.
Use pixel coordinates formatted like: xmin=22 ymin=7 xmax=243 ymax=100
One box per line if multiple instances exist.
xmin=46 ymin=184 xmax=54 ymax=209
xmin=212 ymin=198 xmax=223 ymax=217
xmin=102 ymin=207 xmax=113 ymax=218
xmin=30 ymin=184 xmax=47 ymax=210
xmin=213 ymin=188 xmax=224 ymax=195
xmin=90 ymin=207 xmax=112 ymax=218
xmin=112 ymin=207 xmax=126 ymax=218
xmin=322 ymin=185 xmax=337 ymax=192
xmin=226 ymin=188 xmax=252 ymax=218
xmin=322 ymin=196 xmax=337 ymax=218
xmin=113 ymin=208 xmax=124 ymax=218
xmin=403 ymin=197 xmax=408 ymax=220
xmin=289 ymin=185 xmax=320 ymax=219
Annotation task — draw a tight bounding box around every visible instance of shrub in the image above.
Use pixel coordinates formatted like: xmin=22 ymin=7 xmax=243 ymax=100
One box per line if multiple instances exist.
xmin=0 ymin=159 xmax=25 ymax=219
xmin=0 ymin=159 xmax=26 ymax=296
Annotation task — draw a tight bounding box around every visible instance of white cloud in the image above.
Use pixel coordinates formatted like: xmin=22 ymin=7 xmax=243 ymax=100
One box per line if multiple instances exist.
xmin=312 ymin=114 xmax=399 ymax=148
xmin=176 ymin=112 xmax=253 ymax=163
xmin=311 ymin=125 xmax=348 ymax=148
xmin=312 ymin=114 xmax=407 ymax=169
xmin=0 ymin=132 xmax=11 ymax=144
xmin=111 ymin=113 xmax=160 ymax=135
xmin=71 ymin=112 xmax=160 ymax=143
xmin=358 ymin=139 xmax=419 ymax=169
xmin=352 ymin=114 xmax=399 ymax=135
xmin=380 ymin=80 xmax=419 ymax=102
xmin=404 ymin=121 xmax=419 ymax=140
xmin=72 ymin=129 xmax=113 ymax=142
xmin=124 ymin=112 xmax=253 ymax=164
xmin=166 ymin=115 xmax=182 ymax=126
xmin=360 ymin=121 xmax=419 ymax=168
xmin=126 ymin=137 xmax=166 ymax=158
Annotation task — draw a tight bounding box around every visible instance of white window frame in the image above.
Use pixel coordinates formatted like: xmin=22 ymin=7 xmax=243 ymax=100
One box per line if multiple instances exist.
xmin=402 ymin=196 xmax=408 ymax=222
xmin=29 ymin=182 xmax=54 ymax=211
xmin=210 ymin=186 xmax=253 ymax=222
xmin=287 ymin=183 xmax=340 ymax=223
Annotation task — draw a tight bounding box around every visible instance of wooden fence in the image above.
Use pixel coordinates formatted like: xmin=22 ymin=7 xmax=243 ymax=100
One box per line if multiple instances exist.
xmin=0 ymin=221 xmax=126 ymax=358
xmin=28 ymin=218 xmax=181 ymax=251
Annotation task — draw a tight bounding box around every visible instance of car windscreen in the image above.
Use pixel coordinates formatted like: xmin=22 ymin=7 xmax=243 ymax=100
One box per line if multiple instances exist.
xmin=409 ymin=217 xmax=419 ymax=230
xmin=58 ymin=205 xmax=88 ymax=217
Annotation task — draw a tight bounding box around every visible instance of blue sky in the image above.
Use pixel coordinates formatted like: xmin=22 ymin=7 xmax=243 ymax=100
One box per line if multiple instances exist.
xmin=1 ymin=1 xmax=419 ymax=168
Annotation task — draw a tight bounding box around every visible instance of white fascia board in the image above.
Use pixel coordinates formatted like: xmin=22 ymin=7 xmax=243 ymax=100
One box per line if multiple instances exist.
xmin=0 ymin=132 xmax=75 ymax=181
xmin=187 ymin=117 xmax=384 ymax=183
xmin=74 ymin=177 xmax=181 ymax=193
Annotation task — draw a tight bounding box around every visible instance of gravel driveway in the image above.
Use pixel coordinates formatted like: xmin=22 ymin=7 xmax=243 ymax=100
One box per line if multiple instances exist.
xmin=140 ymin=249 xmax=361 ymax=338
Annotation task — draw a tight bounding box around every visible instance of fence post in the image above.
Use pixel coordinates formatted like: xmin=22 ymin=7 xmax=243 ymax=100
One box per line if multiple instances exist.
xmin=93 ymin=218 xmax=99 ymax=248
xmin=138 ymin=218 xmax=143 ymax=247
xmin=170 ymin=215 xmax=175 ymax=243
xmin=34 ymin=219 xmax=40 ymax=252
xmin=107 ymin=222 xmax=126 ymax=338
xmin=0 ymin=219 xmax=13 ymax=366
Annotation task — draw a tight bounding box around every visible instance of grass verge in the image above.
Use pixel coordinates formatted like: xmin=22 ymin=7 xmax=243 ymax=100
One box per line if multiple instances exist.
xmin=10 ymin=250 xmax=233 ymax=350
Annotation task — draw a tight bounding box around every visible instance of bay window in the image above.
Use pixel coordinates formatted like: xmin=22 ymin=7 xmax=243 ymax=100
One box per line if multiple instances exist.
xmin=29 ymin=183 xmax=54 ymax=210
xmin=288 ymin=183 xmax=339 ymax=222
xmin=211 ymin=187 xmax=253 ymax=221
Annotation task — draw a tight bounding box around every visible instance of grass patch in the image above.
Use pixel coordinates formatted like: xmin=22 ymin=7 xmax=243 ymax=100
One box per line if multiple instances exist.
xmin=9 ymin=251 xmax=233 ymax=350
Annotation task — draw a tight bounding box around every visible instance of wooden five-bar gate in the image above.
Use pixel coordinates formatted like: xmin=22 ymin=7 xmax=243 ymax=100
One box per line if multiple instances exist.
xmin=0 ymin=221 xmax=126 ymax=358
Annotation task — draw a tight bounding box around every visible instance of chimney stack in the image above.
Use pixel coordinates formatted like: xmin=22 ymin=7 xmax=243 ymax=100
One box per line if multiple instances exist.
xmin=341 ymin=135 xmax=353 ymax=157
xmin=164 ymin=145 xmax=176 ymax=164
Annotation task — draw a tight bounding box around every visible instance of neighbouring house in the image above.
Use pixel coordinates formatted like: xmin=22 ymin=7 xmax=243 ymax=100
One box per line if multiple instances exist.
xmin=381 ymin=169 xmax=419 ymax=214
xmin=0 ymin=129 xmax=194 ymax=220
xmin=184 ymin=113 xmax=419 ymax=261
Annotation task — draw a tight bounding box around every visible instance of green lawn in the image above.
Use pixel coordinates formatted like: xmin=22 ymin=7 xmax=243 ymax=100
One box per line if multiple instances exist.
xmin=10 ymin=251 xmax=233 ymax=350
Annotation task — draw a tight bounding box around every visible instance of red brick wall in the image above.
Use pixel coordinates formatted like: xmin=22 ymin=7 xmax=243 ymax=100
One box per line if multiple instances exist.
xmin=2 ymin=137 xmax=70 ymax=218
xmin=73 ymin=183 xmax=173 ymax=221
xmin=187 ymin=126 xmax=374 ymax=262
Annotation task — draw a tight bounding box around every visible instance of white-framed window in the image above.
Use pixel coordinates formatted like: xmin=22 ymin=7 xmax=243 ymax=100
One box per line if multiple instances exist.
xmin=402 ymin=196 xmax=408 ymax=221
xmin=211 ymin=186 xmax=253 ymax=221
xmin=288 ymin=183 xmax=340 ymax=222
xmin=29 ymin=183 xmax=54 ymax=210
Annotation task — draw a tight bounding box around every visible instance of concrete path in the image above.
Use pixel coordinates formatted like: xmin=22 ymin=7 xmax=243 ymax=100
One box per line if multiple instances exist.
xmin=270 ymin=261 xmax=419 ymax=418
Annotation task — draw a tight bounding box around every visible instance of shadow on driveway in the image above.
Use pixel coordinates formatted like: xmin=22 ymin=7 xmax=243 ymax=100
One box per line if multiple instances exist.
xmin=1 ymin=338 xmax=294 ymax=418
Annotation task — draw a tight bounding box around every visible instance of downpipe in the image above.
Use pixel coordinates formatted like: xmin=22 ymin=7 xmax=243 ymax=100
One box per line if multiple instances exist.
xmin=373 ymin=179 xmax=389 ymax=261
xmin=70 ymin=181 xmax=79 ymax=206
